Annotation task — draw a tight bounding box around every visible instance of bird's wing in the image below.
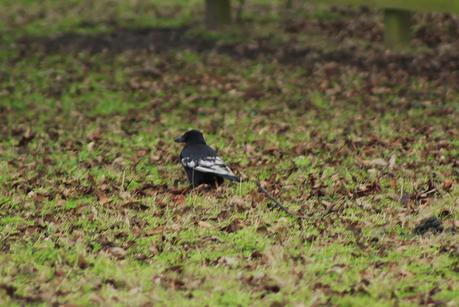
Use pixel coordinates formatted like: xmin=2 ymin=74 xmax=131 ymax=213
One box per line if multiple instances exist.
xmin=181 ymin=156 xmax=236 ymax=177
xmin=181 ymin=157 xmax=197 ymax=168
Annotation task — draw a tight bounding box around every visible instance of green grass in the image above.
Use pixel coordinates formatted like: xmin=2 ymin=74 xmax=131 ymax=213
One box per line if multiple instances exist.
xmin=0 ymin=0 xmax=458 ymax=306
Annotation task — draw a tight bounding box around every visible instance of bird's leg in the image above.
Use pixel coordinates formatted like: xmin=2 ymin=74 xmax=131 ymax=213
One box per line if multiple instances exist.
xmin=192 ymin=168 xmax=196 ymax=188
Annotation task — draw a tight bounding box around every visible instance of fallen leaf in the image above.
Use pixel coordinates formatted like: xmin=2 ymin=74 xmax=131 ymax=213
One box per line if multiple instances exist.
xmin=97 ymin=192 xmax=110 ymax=205
xmin=365 ymin=158 xmax=388 ymax=168
xmin=443 ymin=179 xmax=453 ymax=190
xmin=221 ymin=219 xmax=244 ymax=233
xmin=388 ymin=154 xmax=396 ymax=169
xmin=109 ymin=247 xmax=127 ymax=259
xmin=218 ymin=256 xmax=238 ymax=267
xmin=198 ymin=221 xmax=212 ymax=228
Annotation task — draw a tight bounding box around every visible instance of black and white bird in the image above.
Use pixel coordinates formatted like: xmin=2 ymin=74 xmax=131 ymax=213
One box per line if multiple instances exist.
xmin=175 ymin=130 xmax=240 ymax=187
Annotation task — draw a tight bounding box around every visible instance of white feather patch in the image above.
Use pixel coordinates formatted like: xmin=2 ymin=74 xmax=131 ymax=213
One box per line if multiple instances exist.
xmin=181 ymin=156 xmax=235 ymax=177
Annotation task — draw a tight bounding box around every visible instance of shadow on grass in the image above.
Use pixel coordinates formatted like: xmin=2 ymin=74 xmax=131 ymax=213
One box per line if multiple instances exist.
xmin=12 ymin=25 xmax=459 ymax=87
xmin=17 ymin=26 xmax=194 ymax=54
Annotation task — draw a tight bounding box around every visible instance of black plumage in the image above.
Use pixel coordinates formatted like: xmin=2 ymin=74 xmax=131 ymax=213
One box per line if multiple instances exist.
xmin=175 ymin=130 xmax=240 ymax=187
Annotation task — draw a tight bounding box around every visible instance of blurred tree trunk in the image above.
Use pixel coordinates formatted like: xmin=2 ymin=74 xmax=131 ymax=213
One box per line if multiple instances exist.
xmin=236 ymin=0 xmax=245 ymax=22
xmin=205 ymin=0 xmax=231 ymax=28
xmin=384 ymin=9 xmax=413 ymax=48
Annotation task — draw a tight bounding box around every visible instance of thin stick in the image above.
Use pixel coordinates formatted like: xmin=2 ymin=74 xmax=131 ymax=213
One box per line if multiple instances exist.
xmin=256 ymin=180 xmax=299 ymax=219
xmin=318 ymin=197 xmax=345 ymax=220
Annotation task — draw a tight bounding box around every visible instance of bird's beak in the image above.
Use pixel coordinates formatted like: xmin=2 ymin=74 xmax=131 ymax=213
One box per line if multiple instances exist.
xmin=174 ymin=135 xmax=184 ymax=143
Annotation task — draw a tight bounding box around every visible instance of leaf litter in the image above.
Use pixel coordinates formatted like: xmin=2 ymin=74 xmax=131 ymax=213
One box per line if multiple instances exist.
xmin=0 ymin=0 xmax=458 ymax=305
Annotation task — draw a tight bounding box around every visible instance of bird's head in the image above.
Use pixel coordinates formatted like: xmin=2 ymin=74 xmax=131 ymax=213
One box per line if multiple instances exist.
xmin=174 ymin=130 xmax=206 ymax=145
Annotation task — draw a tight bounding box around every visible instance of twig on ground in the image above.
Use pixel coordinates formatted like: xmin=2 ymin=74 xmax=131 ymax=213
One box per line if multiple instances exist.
xmin=255 ymin=180 xmax=348 ymax=226
xmin=319 ymin=197 xmax=346 ymax=220
xmin=256 ymin=180 xmax=300 ymax=219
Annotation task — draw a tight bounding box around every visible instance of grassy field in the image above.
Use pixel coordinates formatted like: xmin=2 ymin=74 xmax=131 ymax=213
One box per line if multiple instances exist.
xmin=1 ymin=0 xmax=458 ymax=305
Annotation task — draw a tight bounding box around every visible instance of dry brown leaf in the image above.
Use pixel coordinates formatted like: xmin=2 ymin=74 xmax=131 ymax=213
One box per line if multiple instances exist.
xmin=97 ymin=192 xmax=110 ymax=205
xmin=443 ymin=179 xmax=453 ymax=190
xmin=110 ymin=247 xmax=127 ymax=259
xmin=198 ymin=221 xmax=212 ymax=228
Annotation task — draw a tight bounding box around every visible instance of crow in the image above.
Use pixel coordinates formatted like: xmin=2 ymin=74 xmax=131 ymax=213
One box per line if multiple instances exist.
xmin=175 ymin=130 xmax=240 ymax=187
